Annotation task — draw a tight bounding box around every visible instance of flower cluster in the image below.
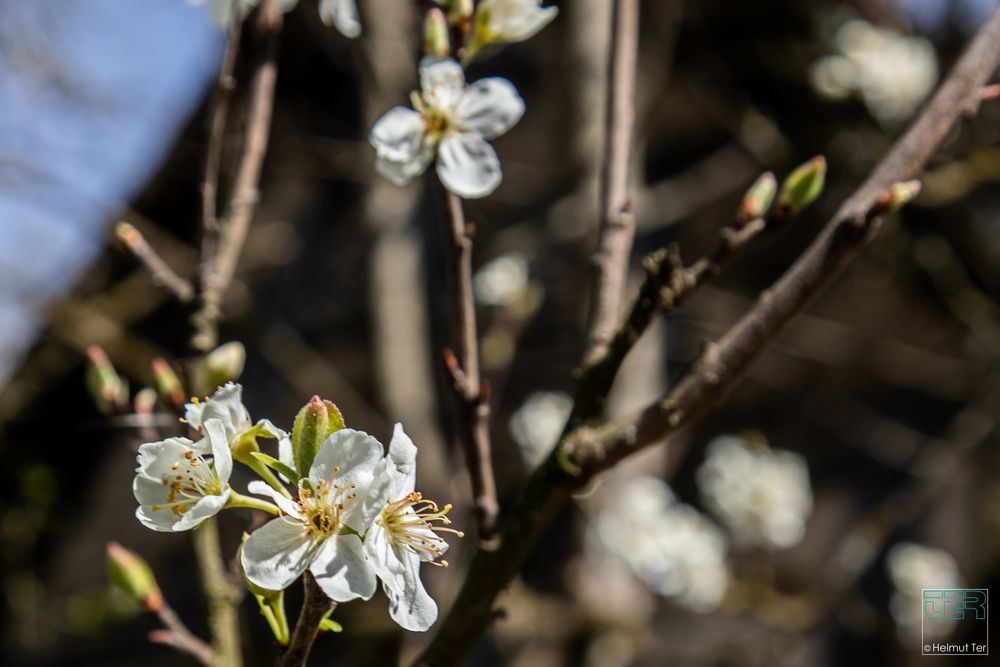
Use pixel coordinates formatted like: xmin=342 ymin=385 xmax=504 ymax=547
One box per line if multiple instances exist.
xmin=696 ymin=435 xmax=813 ymax=549
xmin=370 ymin=1 xmax=557 ymax=199
xmin=886 ymin=542 xmax=961 ymax=642
xmin=189 ymin=0 xmax=361 ymax=37
xmin=586 ymin=476 xmax=730 ymax=613
xmin=133 ymin=384 xmax=461 ymax=631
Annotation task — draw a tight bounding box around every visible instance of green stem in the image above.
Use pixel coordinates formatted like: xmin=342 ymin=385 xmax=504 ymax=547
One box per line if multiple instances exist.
xmin=243 ymin=457 xmax=292 ymax=498
xmin=192 ymin=518 xmax=243 ymax=667
xmin=227 ymin=491 xmax=280 ymax=515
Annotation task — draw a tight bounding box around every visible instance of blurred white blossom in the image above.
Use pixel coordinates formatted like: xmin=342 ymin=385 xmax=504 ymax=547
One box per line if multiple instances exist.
xmin=370 ymin=57 xmax=524 ymax=199
xmin=474 ymin=0 xmax=558 ymax=44
xmin=188 ymin=0 xmax=361 ymax=37
xmin=588 ymin=476 xmax=729 ymax=613
xmin=886 ymin=542 xmax=961 ymax=641
xmin=474 ymin=253 xmax=529 ymax=306
xmin=509 ymin=391 xmax=572 ymax=467
xmin=696 ymin=435 xmax=813 ymax=549
xmin=810 ymin=19 xmax=937 ymax=124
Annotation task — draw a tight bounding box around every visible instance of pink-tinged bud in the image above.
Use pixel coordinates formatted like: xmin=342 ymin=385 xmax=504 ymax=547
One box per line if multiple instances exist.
xmin=106 ymin=542 xmax=162 ymax=612
xmin=736 ymin=172 xmax=777 ymax=225
xmin=151 ymin=357 xmax=184 ymax=407
xmin=85 ymin=346 xmax=128 ymax=414
xmin=291 ymin=396 xmax=346 ymax=475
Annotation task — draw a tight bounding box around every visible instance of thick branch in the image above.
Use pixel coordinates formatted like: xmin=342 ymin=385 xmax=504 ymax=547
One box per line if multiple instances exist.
xmin=439 ymin=188 xmax=499 ymax=540
xmin=193 ymin=0 xmax=282 ymax=353
xmin=413 ymin=7 xmax=1000 ymax=665
xmin=192 ymin=519 xmax=243 ymax=667
xmin=150 ymin=602 xmax=215 ymax=666
xmin=276 ymin=572 xmax=334 ymax=667
xmin=584 ymin=0 xmax=639 ymax=364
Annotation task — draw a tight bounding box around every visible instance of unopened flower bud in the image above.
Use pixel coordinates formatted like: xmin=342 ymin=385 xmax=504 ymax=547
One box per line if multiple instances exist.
xmin=776 ymin=156 xmax=826 ymax=217
xmin=423 ymin=8 xmax=451 ymax=57
xmin=151 ymin=357 xmax=184 ymax=407
xmin=876 ymin=179 xmax=922 ymax=215
xmin=204 ymin=341 xmax=246 ymax=387
xmin=106 ymin=542 xmax=162 ymax=612
xmin=86 ymin=346 xmax=128 ymax=414
xmin=134 ymin=387 xmax=158 ymax=415
xmin=736 ymin=172 xmax=777 ymax=224
xmin=292 ymin=396 xmax=345 ymax=475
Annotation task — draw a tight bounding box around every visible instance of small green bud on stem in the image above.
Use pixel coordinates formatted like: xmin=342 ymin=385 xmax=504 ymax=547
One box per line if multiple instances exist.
xmin=424 ymin=8 xmax=451 ymax=58
xmin=107 ymin=542 xmax=162 ymax=612
xmin=151 ymin=357 xmax=185 ymax=407
xmin=776 ymin=156 xmax=826 ymax=217
xmin=736 ymin=172 xmax=777 ymax=225
xmin=292 ymin=396 xmax=345 ymax=476
xmin=873 ymin=179 xmax=922 ymax=216
xmin=86 ymin=346 xmax=128 ymax=414
xmin=204 ymin=341 xmax=246 ymax=387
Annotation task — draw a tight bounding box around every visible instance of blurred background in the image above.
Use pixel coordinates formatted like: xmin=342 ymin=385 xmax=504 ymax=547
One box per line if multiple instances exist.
xmin=1 ymin=0 xmax=999 ymax=665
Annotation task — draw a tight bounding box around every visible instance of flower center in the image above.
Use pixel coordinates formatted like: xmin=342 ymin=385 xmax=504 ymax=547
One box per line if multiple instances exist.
xmin=296 ymin=467 xmax=359 ymax=538
xmin=155 ymin=450 xmax=222 ymax=517
xmin=378 ymin=492 xmax=464 ymax=566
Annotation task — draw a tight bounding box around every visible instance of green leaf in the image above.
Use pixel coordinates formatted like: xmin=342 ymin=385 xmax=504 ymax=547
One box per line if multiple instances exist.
xmin=250 ymin=452 xmax=299 ymax=483
xmin=319 ymin=618 xmax=343 ymax=633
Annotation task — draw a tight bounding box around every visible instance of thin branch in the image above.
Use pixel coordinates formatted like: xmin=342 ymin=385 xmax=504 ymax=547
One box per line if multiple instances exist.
xmin=412 ymin=7 xmax=1000 ymax=665
xmin=584 ymin=0 xmax=639 ymax=365
xmin=201 ymin=12 xmax=243 ymax=235
xmin=115 ymin=222 xmax=194 ymax=302
xmin=438 ymin=188 xmax=499 ymax=540
xmin=276 ymin=572 xmax=334 ymax=667
xmin=149 ymin=602 xmax=216 ymax=667
xmin=193 ymin=0 xmax=283 ymax=353
xmin=571 ymin=181 xmax=785 ymax=426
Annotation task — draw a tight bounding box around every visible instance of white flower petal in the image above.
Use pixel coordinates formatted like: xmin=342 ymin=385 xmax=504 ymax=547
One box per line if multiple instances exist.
xmin=370 ymin=107 xmax=426 ymax=162
xmin=242 ymin=518 xmax=317 ymax=591
xmin=420 ymin=57 xmax=466 ymax=110
xmin=247 ymin=480 xmax=302 ymax=517
xmin=253 ymin=418 xmax=287 ymax=441
xmin=387 ymin=423 xmax=417 ymax=489
xmin=319 ymin=0 xmax=361 ymax=37
xmin=309 ymin=428 xmax=384 ymax=492
xmin=173 ymin=490 xmax=231 ymax=531
xmin=456 ymin=78 xmax=524 ymax=139
xmin=481 ymin=0 xmax=558 ymax=43
xmin=436 ymin=132 xmax=503 ymax=199
xmin=183 ymin=401 xmax=205 ymax=431
xmin=384 ymin=553 xmax=438 ymax=631
xmin=136 ymin=504 xmax=182 ymax=532
xmin=136 ymin=437 xmax=196 ymax=478
xmin=278 ymin=434 xmax=295 ymax=478
xmin=375 ymin=151 xmax=433 ymax=186
xmin=311 ymin=535 xmax=377 ymax=602
xmin=201 ymin=383 xmax=251 ymax=440
xmin=204 ymin=419 xmax=233 ymax=484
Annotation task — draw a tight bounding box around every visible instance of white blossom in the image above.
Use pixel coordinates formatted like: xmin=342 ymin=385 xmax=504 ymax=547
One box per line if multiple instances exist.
xmin=183 ymin=382 xmax=287 ymax=452
xmin=474 ymin=253 xmax=529 ymax=306
xmin=696 ymin=435 xmax=813 ymax=549
xmin=363 ymin=425 xmax=463 ymax=631
xmin=240 ymin=428 xmax=384 ymax=602
xmin=508 ymin=391 xmax=572 ymax=467
xmin=188 ymin=0 xmax=361 ymax=37
xmin=810 ymin=19 xmax=937 ymax=124
xmin=588 ymin=476 xmax=729 ymax=613
xmin=134 ymin=419 xmax=233 ymax=532
xmin=887 ymin=542 xmax=961 ymax=641
xmin=475 ymin=0 xmax=558 ymax=44
xmin=370 ymin=57 xmax=524 ymax=199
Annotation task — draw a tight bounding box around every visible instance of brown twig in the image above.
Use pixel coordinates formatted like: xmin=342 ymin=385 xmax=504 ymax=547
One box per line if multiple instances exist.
xmin=276 ymin=572 xmax=334 ymax=667
xmin=438 ymin=188 xmax=499 ymax=540
xmin=584 ymin=0 xmax=640 ymax=365
xmin=149 ymin=602 xmax=216 ymax=667
xmin=201 ymin=11 xmax=243 ymax=236
xmin=571 ymin=185 xmax=783 ymax=426
xmin=115 ymin=222 xmax=194 ymax=302
xmin=193 ymin=0 xmax=282 ymax=353
xmin=192 ymin=519 xmax=243 ymax=667
xmin=412 ymin=6 xmax=1000 ymax=665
